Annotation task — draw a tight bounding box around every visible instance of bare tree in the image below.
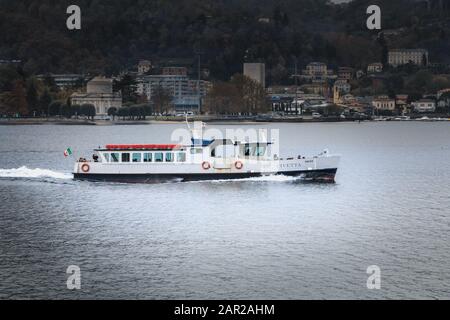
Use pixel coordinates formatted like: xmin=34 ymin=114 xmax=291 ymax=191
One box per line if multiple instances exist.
xmin=151 ymin=85 xmax=173 ymax=115
xmin=231 ymin=74 xmax=269 ymax=115
xmin=203 ymin=82 xmax=241 ymax=115
xmin=204 ymin=75 xmax=269 ymax=115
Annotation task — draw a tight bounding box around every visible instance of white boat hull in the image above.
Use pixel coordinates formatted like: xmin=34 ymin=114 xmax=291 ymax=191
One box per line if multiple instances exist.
xmin=73 ymin=155 xmax=340 ymax=183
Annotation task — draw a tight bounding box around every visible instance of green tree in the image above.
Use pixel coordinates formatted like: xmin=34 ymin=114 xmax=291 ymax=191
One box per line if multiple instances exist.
xmin=108 ymin=107 xmax=118 ymax=120
xmin=0 ymin=65 xmax=21 ymax=92
xmin=114 ymin=74 xmax=138 ymax=103
xmin=26 ymin=78 xmax=39 ymax=115
xmin=80 ymin=104 xmax=96 ymax=120
xmin=118 ymin=107 xmax=130 ymax=120
xmin=61 ymin=104 xmax=72 ymax=118
xmin=377 ymin=33 xmax=388 ymax=66
xmin=0 ymin=84 xmax=27 ymax=117
xmin=408 ymin=93 xmax=423 ymax=103
xmin=48 ymin=101 xmax=62 ymax=116
xmin=406 ymin=70 xmax=433 ymax=93
xmin=422 ymin=53 xmax=428 ymax=67
xmin=130 ymin=104 xmax=149 ymax=119
xmin=0 ymin=97 xmax=13 ymax=116
xmin=66 ymin=96 xmax=72 ymax=108
xmin=42 ymin=74 xmax=59 ymax=93
xmin=129 ymin=105 xmax=143 ymax=120
xmin=71 ymin=104 xmax=81 ymax=118
xmin=39 ymin=89 xmax=52 ymax=116
xmin=9 ymin=80 xmax=29 ymax=116
xmin=143 ymin=104 xmax=153 ymax=117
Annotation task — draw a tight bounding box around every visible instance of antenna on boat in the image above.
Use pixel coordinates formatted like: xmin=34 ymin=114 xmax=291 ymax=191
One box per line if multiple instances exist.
xmin=185 ymin=114 xmax=191 ymax=130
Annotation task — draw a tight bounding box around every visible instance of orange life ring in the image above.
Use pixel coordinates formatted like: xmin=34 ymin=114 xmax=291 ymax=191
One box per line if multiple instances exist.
xmin=202 ymin=161 xmax=211 ymax=170
xmin=235 ymin=161 xmax=244 ymax=170
xmin=81 ymin=163 xmax=90 ymax=173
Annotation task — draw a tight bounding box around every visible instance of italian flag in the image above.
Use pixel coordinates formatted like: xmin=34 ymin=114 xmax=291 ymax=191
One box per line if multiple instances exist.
xmin=64 ymin=148 xmax=73 ymax=157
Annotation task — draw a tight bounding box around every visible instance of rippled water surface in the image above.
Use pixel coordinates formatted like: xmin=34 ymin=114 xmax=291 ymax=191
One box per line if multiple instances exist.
xmin=0 ymin=122 xmax=450 ymax=299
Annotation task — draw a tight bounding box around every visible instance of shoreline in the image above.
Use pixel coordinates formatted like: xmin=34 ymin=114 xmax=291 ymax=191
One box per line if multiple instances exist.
xmin=0 ymin=116 xmax=449 ymax=126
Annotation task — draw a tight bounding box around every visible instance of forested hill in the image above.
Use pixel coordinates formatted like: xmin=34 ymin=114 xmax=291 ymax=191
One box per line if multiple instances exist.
xmin=0 ymin=0 xmax=449 ymax=81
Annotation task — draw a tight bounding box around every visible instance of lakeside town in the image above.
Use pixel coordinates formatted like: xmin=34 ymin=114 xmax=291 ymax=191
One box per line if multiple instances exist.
xmin=1 ymin=47 xmax=450 ymax=124
xmin=0 ymin=49 xmax=450 ymax=122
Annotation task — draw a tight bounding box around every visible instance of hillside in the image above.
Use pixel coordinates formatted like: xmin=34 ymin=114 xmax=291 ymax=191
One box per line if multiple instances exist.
xmin=0 ymin=0 xmax=449 ymax=82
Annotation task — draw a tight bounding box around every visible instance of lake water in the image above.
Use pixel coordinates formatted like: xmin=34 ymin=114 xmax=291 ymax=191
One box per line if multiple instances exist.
xmin=0 ymin=122 xmax=449 ymax=299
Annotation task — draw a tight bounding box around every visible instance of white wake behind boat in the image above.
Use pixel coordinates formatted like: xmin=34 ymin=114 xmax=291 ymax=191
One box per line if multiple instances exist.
xmin=73 ymin=125 xmax=340 ymax=183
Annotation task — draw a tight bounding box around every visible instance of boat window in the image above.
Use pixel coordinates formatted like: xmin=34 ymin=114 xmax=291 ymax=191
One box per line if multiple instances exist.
xmin=190 ymin=148 xmax=202 ymax=154
xmin=155 ymin=152 xmax=164 ymax=162
xmin=132 ymin=153 xmax=142 ymax=163
xmin=215 ymin=145 xmax=235 ymax=158
xmin=121 ymin=153 xmax=130 ymax=163
xmin=143 ymin=153 xmax=152 ymax=162
xmin=103 ymin=153 xmax=110 ymax=162
xmin=255 ymin=146 xmax=267 ymax=157
xmin=165 ymin=153 xmax=174 ymax=162
xmin=111 ymin=153 xmax=119 ymax=163
xmin=244 ymin=145 xmax=251 ymax=157
xmin=177 ymin=153 xmax=186 ymax=162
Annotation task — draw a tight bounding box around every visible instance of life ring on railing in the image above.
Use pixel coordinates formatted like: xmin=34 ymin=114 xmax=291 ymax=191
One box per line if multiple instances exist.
xmin=81 ymin=163 xmax=90 ymax=173
xmin=202 ymin=161 xmax=211 ymax=170
xmin=235 ymin=161 xmax=244 ymax=170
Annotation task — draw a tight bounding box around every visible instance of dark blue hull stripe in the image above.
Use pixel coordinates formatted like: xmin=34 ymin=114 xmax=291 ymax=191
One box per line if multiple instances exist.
xmin=73 ymin=169 xmax=338 ymax=183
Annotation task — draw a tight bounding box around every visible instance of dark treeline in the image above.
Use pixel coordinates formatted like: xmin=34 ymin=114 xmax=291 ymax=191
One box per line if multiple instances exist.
xmin=0 ymin=0 xmax=449 ymax=83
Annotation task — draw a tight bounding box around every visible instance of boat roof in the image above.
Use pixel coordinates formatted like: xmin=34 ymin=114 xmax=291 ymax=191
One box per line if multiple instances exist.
xmin=98 ymin=144 xmax=183 ymax=151
xmin=96 ymin=139 xmax=272 ymax=152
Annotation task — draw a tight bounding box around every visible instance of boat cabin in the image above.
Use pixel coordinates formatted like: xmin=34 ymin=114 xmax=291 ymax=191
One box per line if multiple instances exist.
xmin=90 ymin=139 xmax=273 ymax=164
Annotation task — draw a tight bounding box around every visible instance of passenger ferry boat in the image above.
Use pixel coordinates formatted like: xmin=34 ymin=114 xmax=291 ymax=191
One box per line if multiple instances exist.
xmin=73 ymin=126 xmax=340 ymax=183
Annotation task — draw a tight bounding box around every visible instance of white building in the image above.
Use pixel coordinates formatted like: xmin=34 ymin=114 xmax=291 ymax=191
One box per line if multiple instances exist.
xmin=71 ymin=77 xmax=122 ymax=116
xmin=388 ymin=49 xmax=429 ymax=67
xmin=270 ymin=93 xmax=326 ymax=114
xmin=367 ymin=63 xmax=383 ymax=73
xmin=305 ymin=62 xmax=327 ymax=77
xmin=411 ymin=99 xmax=436 ymax=112
xmin=300 ymin=62 xmax=336 ymax=82
xmin=136 ymin=74 xmax=211 ymax=112
xmin=244 ymin=63 xmax=266 ymax=88
xmin=36 ymin=74 xmax=86 ymax=89
xmin=372 ymin=97 xmax=396 ymax=111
